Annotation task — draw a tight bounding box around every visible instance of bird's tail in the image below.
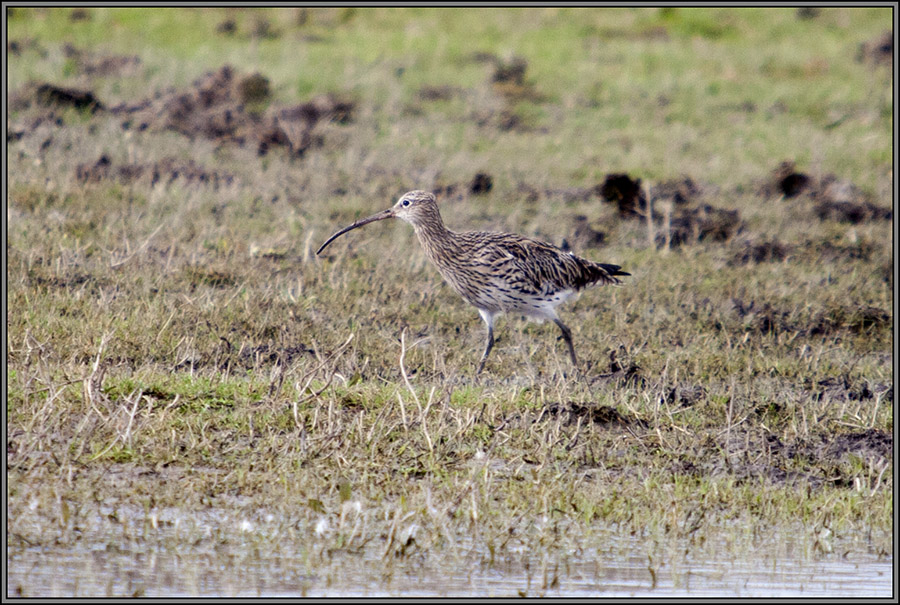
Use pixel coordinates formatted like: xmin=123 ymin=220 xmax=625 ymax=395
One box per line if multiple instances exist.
xmin=589 ymin=262 xmax=630 ymax=286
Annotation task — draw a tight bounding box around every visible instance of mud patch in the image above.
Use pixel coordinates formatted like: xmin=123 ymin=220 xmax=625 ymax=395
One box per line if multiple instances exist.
xmin=216 ymin=18 xmax=237 ymax=36
xmin=427 ymin=173 xmax=496 ymax=201
xmin=596 ymin=174 xmax=704 ymax=217
xmin=543 ymin=401 xmax=648 ymax=428
xmin=76 ymin=154 xmax=236 ymax=189
xmin=681 ymin=425 xmax=892 ymax=489
xmin=195 ymin=340 xmax=317 ymax=372
xmin=492 ymin=55 xmax=528 ymax=86
xmin=651 ymin=176 xmax=703 ymax=206
xmin=822 ymin=429 xmax=892 ymax=461
xmin=69 ymin=8 xmax=91 ymax=21
xmin=250 ymin=18 xmax=280 ymax=40
xmin=466 ymin=53 xmax=546 ymax=130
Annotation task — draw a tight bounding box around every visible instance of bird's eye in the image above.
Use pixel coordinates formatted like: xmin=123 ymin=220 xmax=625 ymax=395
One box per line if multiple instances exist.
xmin=402 ymin=200 xmax=410 ymax=207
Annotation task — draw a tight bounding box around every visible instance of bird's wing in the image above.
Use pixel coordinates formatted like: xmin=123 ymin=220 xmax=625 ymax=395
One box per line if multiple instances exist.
xmin=470 ymin=233 xmax=620 ymax=295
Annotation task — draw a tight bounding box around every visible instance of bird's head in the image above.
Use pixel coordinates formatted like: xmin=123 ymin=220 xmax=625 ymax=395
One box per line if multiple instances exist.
xmin=316 ymin=190 xmax=441 ymax=255
xmin=390 ymin=190 xmax=439 ymax=227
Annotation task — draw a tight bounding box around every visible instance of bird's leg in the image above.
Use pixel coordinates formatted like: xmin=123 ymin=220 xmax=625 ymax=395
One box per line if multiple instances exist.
xmin=553 ymin=318 xmax=577 ymax=367
xmin=475 ymin=325 xmax=494 ymax=375
xmin=476 ymin=310 xmax=495 ymax=375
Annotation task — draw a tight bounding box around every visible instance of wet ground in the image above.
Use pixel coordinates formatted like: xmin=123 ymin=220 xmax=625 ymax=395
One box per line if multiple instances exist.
xmin=8 ymin=536 xmax=892 ymax=597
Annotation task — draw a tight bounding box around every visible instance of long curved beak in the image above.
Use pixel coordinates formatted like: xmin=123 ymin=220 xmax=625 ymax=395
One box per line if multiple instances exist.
xmin=316 ymin=208 xmax=394 ymax=255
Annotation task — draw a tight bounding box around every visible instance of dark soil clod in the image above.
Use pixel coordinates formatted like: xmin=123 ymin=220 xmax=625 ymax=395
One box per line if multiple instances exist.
xmin=597 ymin=173 xmax=645 ymax=217
xmin=858 ymin=30 xmax=893 ymax=66
xmin=769 ymin=161 xmax=811 ymax=198
xmin=216 ymin=19 xmax=237 ymax=35
xmin=35 ymin=84 xmax=104 ymax=112
xmin=761 ymin=161 xmax=890 ymax=224
xmin=105 ymin=65 xmax=355 ymax=156
xmin=810 ymin=376 xmax=893 ymax=403
xmin=813 ymin=199 xmax=892 ymax=224
xmin=598 ymin=172 xmax=740 ymax=247
xmin=238 ymin=73 xmax=271 ymax=104
xmin=469 ymin=172 xmax=493 ymax=195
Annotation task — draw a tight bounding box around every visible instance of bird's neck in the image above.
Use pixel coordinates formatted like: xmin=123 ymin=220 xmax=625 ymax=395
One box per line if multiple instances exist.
xmin=412 ymin=213 xmax=450 ymax=242
xmin=412 ymin=216 xmax=457 ymax=265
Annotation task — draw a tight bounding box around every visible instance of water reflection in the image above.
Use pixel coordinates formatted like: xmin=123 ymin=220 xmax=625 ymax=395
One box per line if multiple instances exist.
xmin=7 ymin=546 xmax=891 ymax=597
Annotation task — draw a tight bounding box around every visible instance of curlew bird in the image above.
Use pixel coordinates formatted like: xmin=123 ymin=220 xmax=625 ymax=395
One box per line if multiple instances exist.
xmin=317 ymin=190 xmax=629 ymax=374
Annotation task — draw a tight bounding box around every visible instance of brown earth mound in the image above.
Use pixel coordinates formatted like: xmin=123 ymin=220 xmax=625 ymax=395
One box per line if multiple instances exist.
xmin=760 ymin=161 xmax=891 ymax=224
xmin=596 ymin=172 xmax=742 ymax=247
xmin=11 ymin=64 xmax=355 ymax=159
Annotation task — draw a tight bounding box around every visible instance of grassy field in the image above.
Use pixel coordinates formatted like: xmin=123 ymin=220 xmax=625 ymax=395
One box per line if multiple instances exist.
xmin=7 ymin=6 xmax=893 ymax=596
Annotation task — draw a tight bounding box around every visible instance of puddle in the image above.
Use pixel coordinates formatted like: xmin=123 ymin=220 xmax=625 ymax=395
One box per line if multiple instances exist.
xmin=7 ymin=495 xmax=892 ymax=598
xmin=7 ymin=541 xmax=891 ymax=597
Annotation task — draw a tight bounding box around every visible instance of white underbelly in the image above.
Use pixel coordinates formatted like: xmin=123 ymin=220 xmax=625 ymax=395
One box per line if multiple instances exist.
xmin=477 ymin=288 xmax=576 ymax=321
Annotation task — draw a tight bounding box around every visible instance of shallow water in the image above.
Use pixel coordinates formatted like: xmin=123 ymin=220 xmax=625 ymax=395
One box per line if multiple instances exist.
xmin=7 ymin=495 xmax=892 ymax=598
xmin=7 ymin=545 xmax=892 ymax=597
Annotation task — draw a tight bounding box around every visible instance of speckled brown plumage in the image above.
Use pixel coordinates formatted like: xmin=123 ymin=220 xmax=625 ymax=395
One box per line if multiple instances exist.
xmin=317 ymin=190 xmax=629 ymax=374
